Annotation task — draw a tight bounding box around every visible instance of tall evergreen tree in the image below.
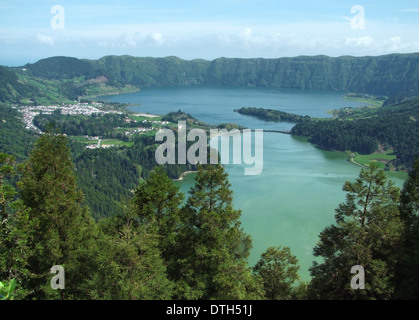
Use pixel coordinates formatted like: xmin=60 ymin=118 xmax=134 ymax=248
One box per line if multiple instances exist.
xmin=132 ymin=166 xmax=184 ymax=265
xmin=394 ymin=158 xmax=419 ymax=299
xmin=308 ymin=164 xmax=403 ymax=299
xmin=14 ymin=130 xmax=100 ymax=299
xmin=173 ymin=164 xmax=262 ymax=299
xmin=89 ymin=209 xmax=174 ymax=300
xmin=253 ymin=246 xmax=301 ymax=300
xmin=0 ymin=153 xmax=24 ymax=286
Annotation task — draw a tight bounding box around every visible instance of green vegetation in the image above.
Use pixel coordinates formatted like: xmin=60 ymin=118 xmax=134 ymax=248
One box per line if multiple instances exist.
xmin=129 ymin=114 xmax=163 ymax=122
xmin=217 ymin=123 xmax=246 ymax=130
xmin=1 ymin=139 xmax=418 ymax=300
xmin=235 ymin=107 xmax=309 ymax=122
xmin=253 ymin=246 xmax=303 ymax=300
xmin=2 ymin=52 xmax=419 ymax=110
xmin=0 ymin=104 xmax=36 ymax=161
xmin=0 ymin=279 xmax=16 ymax=300
xmin=172 ymin=164 xmax=262 ymax=299
xmin=395 ymin=159 xmax=419 ymax=299
xmin=309 ymin=163 xmax=404 ymax=299
xmin=1 ymin=53 xmax=419 ymax=300
xmin=6 ymin=53 xmax=419 ymax=100
xmin=343 ymin=93 xmax=385 ymax=108
xmin=236 ymin=98 xmax=418 ymax=171
xmin=351 ymin=150 xmax=396 ymax=169
xmin=291 ymin=97 xmax=419 ymax=170
xmin=161 ymin=109 xmax=205 ymax=127
xmin=0 ymin=141 xmax=281 ymax=300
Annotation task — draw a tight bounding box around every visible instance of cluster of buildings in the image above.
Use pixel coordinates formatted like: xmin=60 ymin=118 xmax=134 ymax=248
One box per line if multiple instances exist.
xmin=85 ymin=139 xmax=115 ymax=150
xmin=124 ymin=127 xmax=153 ymax=136
xmin=123 ymin=119 xmax=170 ymax=136
xmin=15 ymin=103 xmax=175 ymax=150
xmin=16 ymin=102 xmax=123 ymax=134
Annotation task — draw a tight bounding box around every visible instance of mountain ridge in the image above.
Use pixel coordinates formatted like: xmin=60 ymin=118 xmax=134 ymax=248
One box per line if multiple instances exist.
xmin=8 ymin=52 xmax=418 ymax=97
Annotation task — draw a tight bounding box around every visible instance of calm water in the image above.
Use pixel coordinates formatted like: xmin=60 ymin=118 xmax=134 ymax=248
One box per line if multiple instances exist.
xmin=99 ymin=86 xmax=407 ymax=281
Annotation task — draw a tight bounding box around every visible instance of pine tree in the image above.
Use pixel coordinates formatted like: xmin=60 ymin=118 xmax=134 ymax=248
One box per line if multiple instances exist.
xmin=253 ymin=246 xmax=301 ymax=300
xmin=308 ymin=164 xmax=403 ymax=299
xmin=14 ymin=130 xmax=100 ymax=299
xmin=132 ymin=166 xmax=184 ymax=264
xmin=394 ymin=158 xmax=419 ymax=299
xmin=89 ymin=209 xmax=174 ymax=300
xmin=0 ymin=154 xmax=20 ymax=281
xmin=173 ymin=164 xmax=262 ymax=299
xmin=0 ymin=153 xmax=16 ymax=262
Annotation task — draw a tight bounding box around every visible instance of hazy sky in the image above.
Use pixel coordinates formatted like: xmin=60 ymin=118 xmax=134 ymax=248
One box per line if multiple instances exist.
xmin=1 ymin=0 xmax=419 ymax=66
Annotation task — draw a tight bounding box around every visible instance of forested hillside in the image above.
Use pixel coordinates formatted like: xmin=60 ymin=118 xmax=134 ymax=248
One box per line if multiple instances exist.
xmin=1 ymin=133 xmax=418 ymax=300
xmin=0 ymin=104 xmax=36 ymax=160
xmin=20 ymin=53 xmax=419 ymax=97
xmin=0 ymin=67 xmax=39 ymax=103
xmin=291 ymin=97 xmax=419 ymax=169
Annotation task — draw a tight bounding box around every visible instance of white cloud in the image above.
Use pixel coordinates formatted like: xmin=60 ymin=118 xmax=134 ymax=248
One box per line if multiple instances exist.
xmin=151 ymin=33 xmax=164 ymax=45
xmin=36 ymin=33 xmax=54 ymax=46
xmin=345 ymin=36 xmax=374 ymax=47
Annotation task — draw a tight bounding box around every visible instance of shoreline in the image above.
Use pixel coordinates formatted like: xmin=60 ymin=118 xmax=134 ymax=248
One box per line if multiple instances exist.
xmin=131 ymin=112 xmax=161 ymax=118
xmin=346 ymin=151 xmax=367 ymax=168
xmin=173 ymin=170 xmax=197 ymax=181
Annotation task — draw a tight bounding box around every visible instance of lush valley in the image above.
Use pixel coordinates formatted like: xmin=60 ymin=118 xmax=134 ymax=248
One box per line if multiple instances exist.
xmin=1 ymin=54 xmax=419 ymax=301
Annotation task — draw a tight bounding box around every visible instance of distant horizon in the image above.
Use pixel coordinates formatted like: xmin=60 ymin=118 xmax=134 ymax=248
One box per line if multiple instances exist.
xmin=4 ymin=51 xmax=419 ymax=68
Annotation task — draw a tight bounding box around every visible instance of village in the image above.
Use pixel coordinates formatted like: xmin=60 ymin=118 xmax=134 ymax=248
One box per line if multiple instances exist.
xmin=15 ymin=102 xmax=172 ymax=150
xmin=15 ymin=101 xmax=124 ymax=134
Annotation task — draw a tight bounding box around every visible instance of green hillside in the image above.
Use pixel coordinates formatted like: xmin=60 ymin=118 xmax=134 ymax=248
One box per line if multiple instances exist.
xmin=16 ymin=53 xmax=419 ymax=97
xmin=291 ymin=97 xmax=419 ymax=169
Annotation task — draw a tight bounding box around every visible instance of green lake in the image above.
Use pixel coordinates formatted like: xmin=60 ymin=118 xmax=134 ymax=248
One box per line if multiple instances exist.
xmin=100 ymin=86 xmax=407 ymax=281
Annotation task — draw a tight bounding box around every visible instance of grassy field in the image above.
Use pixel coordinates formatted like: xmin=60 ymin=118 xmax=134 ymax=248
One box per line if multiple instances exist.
xmin=346 ymin=150 xmax=408 ymax=180
xmin=70 ymin=136 xmax=97 ymax=144
xmin=353 ymin=150 xmax=396 ymax=168
xmin=343 ymin=94 xmax=385 ymax=108
xmin=101 ymin=139 xmax=134 ymax=147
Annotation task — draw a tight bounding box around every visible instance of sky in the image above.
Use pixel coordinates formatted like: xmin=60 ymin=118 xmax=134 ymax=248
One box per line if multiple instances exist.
xmin=1 ymin=0 xmax=419 ymax=66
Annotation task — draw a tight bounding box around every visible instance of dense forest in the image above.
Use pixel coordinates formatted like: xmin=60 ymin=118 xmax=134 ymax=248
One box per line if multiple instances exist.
xmin=74 ymin=134 xmax=199 ymax=219
xmin=291 ymin=97 xmax=419 ymax=169
xmin=0 ymin=104 xmax=36 ymax=161
xmin=2 ymin=53 xmax=419 ymax=108
xmin=13 ymin=53 xmax=419 ymax=97
xmin=34 ymin=111 xmax=135 ymax=140
xmin=1 ymin=132 xmax=418 ymax=300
